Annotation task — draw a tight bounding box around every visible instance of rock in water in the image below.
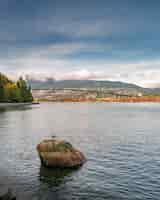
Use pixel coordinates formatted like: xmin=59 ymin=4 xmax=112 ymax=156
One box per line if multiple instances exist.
xmin=37 ymin=139 xmax=86 ymax=168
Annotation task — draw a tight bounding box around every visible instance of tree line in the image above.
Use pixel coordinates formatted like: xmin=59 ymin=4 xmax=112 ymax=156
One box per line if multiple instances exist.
xmin=0 ymin=73 xmax=33 ymax=102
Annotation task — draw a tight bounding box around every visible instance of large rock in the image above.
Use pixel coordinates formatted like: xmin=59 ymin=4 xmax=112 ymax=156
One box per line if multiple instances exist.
xmin=37 ymin=139 xmax=86 ymax=168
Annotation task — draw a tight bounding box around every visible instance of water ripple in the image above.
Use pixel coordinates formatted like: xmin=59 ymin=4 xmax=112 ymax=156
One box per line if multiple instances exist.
xmin=0 ymin=103 xmax=160 ymax=199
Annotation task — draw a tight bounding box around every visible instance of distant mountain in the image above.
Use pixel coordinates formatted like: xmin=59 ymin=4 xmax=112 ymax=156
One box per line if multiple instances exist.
xmin=27 ymin=79 xmax=142 ymax=90
xmin=27 ymin=78 xmax=55 ymax=90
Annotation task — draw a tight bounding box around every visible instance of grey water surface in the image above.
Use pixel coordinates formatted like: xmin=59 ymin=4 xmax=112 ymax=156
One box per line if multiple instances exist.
xmin=0 ymin=103 xmax=160 ymax=200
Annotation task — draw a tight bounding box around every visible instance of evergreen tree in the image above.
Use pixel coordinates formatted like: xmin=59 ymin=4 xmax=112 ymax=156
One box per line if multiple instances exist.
xmin=0 ymin=85 xmax=5 ymax=102
xmin=17 ymin=77 xmax=33 ymax=102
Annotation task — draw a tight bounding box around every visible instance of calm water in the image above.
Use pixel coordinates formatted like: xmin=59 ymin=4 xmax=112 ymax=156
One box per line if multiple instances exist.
xmin=0 ymin=103 xmax=160 ymax=200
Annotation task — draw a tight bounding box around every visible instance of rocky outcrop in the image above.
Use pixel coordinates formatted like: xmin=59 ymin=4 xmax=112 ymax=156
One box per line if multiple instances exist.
xmin=37 ymin=139 xmax=86 ymax=168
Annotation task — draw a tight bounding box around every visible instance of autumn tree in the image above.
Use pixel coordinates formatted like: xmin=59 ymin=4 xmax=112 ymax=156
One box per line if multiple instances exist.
xmin=0 ymin=73 xmax=33 ymax=103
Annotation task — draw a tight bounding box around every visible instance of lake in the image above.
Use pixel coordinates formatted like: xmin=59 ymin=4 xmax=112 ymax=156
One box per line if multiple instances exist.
xmin=0 ymin=103 xmax=160 ymax=200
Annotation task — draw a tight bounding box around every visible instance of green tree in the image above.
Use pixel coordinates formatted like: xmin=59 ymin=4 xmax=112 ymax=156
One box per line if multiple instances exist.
xmin=0 ymin=85 xmax=5 ymax=102
xmin=0 ymin=73 xmax=33 ymax=103
xmin=17 ymin=77 xmax=33 ymax=102
xmin=0 ymin=73 xmax=12 ymax=102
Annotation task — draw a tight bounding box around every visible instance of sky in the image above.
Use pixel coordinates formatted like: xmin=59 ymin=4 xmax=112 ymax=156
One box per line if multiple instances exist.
xmin=0 ymin=0 xmax=160 ymax=87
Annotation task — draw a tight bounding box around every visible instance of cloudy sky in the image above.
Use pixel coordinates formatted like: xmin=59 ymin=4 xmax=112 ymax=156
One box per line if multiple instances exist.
xmin=0 ymin=0 xmax=160 ymax=87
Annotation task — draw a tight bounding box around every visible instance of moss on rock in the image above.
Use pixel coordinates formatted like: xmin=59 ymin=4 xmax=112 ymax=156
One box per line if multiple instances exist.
xmin=37 ymin=139 xmax=86 ymax=168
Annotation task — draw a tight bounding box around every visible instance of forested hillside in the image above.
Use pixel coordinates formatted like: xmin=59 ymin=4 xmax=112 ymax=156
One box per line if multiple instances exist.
xmin=27 ymin=79 xmax=142 ymax=90
xmin=0 ymin=73 xmax=33 ymax=102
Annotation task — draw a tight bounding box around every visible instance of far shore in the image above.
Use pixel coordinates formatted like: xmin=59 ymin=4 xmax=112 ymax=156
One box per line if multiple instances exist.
xmin=1 ymin=96 xmax=160 ymax=106
xmin=37 ymin=96 xmax=160 ymax=103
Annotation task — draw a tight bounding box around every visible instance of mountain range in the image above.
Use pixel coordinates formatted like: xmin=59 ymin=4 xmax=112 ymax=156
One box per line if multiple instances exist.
xmin=26 ymin=78 xmax=160 ymax=96
xmin=27 ymin=78 xmax=141 ymax=89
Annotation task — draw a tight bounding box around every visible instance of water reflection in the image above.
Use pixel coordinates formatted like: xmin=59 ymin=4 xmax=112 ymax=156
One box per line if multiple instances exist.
xmin=0 ymin=105 xmax=39 ymax=113
xmin=39 ymin=166 xmax=79 ymax=187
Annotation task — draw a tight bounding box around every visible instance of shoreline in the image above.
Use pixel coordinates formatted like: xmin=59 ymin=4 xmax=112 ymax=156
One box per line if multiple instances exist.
xmin=0 ymin=102 xmax=39 ymax=108
xmin=1 ymin=97 xmax=160 ymax=105
xmin=37 ymin=96 xmax=160 ymax=103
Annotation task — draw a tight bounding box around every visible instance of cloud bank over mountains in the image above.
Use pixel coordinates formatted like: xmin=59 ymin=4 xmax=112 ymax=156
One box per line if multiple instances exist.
xmin=0 ymin=0 xmax=160 ymax=88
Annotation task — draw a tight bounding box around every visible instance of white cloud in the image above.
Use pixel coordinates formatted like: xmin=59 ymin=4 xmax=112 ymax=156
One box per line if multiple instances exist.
xmin=35 ymin=42 xmax=110 ymax=58
xmin=56 ymin=69 xmax=114 ymax=80
xmin=0 ymin=42 xmax=160 ymax=87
